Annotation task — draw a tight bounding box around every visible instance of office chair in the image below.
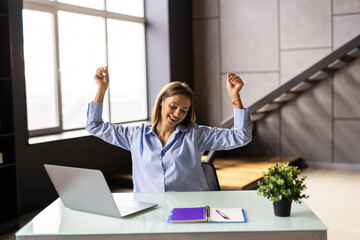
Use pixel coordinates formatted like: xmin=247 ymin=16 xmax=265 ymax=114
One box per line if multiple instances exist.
xmin=201 ymin=162 xmax=221 ymax=191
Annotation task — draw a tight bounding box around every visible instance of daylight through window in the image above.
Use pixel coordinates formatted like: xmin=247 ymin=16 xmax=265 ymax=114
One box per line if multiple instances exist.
xmin=22 ymin=0 xmax=147 ymax=136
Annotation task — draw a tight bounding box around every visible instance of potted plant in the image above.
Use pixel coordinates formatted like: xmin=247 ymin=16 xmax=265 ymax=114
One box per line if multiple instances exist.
xmin=257 ymin=162 xmax=309 ymax=217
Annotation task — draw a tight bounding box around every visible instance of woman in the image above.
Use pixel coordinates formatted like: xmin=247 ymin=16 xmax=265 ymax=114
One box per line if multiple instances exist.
xmin=86 ymin=66 xmax=252 ymax=192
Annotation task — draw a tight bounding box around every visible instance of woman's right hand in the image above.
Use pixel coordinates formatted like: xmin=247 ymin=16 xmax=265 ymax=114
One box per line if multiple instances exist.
xmin=94 ymin=66 xmax=109 ymax=91
xmin=93 ymin=66 xmax=109 ymax=103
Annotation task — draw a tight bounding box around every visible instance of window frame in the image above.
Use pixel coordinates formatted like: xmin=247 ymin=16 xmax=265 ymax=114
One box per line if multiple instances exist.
xmin=23 ymin=0 xmax=147 ymax=137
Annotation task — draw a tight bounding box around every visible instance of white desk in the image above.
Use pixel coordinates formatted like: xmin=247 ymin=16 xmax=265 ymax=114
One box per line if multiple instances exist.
xmin=16 ymin=191 xmax=327 ymax=240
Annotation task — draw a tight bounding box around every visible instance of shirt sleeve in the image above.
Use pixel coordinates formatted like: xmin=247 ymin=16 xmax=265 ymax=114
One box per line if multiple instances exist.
xmin=86 ymin=102 xmax=135 ymax=151
xmin=195 ymin=108 xmax=252 ymax=152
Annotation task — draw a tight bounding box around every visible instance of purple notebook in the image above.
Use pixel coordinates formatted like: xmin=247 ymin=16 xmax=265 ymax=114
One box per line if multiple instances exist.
xmin=169 ymin=206 xmax=247 ymax=223
xmin=170 ymin=207 xmax=207 ymax=223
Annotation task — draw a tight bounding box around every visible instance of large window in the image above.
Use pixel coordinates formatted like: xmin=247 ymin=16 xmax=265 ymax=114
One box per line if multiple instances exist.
xmin=22 ymin=0 xmax=147 ymax=136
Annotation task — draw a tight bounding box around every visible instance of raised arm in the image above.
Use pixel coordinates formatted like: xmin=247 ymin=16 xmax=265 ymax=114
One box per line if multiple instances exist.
xmin=227 ymin=73 xmax=244 ymax=109
xmin=87 ymin=66 xmax=134 ymax=151
xmin=94 ymin=66 xmax=109 ymax=103
xmin=195 ymin=73 xmax=252 ymax=152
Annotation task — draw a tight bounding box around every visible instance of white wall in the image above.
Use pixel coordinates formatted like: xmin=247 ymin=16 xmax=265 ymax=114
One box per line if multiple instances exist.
xmin=192 ymin=0 xmax=360 ymax=167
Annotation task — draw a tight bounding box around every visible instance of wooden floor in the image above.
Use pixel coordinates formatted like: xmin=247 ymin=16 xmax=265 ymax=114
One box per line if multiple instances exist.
xmin=213 ymin=156 xmax=300 ymax=190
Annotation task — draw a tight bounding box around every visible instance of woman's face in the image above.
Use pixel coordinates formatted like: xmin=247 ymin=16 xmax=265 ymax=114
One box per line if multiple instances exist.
xmin=160 ymin=94 xmax=191 ymax=128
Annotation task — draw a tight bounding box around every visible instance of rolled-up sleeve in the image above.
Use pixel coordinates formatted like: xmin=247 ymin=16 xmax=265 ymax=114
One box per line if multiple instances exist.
xmin=86 ymin=102 xmax=134 ymax=151
xmin=195 ymin=108 xmax=252 ymax=152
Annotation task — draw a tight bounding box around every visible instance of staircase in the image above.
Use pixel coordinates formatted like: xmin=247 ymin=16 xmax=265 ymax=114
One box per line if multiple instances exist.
xmin=221 ymin=34 xmax=360 ymax=128
xmin=204 ymin=34 xmax=360 ymax=189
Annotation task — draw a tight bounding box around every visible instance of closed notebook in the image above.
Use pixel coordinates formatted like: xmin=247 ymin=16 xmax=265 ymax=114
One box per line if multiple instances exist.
xmin=169 ymin=206 xmax=246 ymax=223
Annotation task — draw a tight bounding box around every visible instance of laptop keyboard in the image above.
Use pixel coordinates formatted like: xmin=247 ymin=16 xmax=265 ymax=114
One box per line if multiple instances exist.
xmin=113 ymin=198 xmax=139 ymax=215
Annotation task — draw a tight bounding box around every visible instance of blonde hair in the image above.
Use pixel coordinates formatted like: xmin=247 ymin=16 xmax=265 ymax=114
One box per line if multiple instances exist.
xmin=152 ymin=81 xmax=196 ymax=126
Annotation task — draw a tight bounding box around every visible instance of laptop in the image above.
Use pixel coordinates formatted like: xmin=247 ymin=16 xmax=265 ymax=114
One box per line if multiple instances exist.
xmin=44 ymin=164 xmax=158 ymax=218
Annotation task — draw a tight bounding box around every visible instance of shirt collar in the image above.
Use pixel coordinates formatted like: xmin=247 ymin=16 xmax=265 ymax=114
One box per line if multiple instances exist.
xmin=145 ymin=125 xmax=155 ymax=135
xmin=145 ymin=124 xmax=188 ymax=135
xmin=176 ymin=124 xmax=188 ymax=133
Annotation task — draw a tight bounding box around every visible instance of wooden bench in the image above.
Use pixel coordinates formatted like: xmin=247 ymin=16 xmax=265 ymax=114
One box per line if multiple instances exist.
xmin=213 ymin=156 xmax=301 ymax=190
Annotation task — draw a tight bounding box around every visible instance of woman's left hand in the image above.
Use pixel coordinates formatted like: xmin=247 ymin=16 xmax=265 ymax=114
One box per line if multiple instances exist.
xmin=227 ymin=73 xmax=244 ymax=100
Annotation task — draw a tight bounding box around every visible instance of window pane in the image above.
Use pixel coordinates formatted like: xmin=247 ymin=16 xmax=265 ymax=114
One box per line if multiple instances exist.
xmin=58 ymin=11 xmax=106 ymax=130
xmin=22 ymin=10 xmax=59 ymax=131
xmin=106 ymin=0 xmax=144 ymax=18
xmin=107 ymin=19 xmax=147 ymax=123
xmin=58 ymin=0 xmax=104 ymax=10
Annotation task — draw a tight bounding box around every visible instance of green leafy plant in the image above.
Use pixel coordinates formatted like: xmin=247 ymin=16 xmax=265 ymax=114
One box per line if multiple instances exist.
xmin=257 ymin=162 xmax=309 ymax=203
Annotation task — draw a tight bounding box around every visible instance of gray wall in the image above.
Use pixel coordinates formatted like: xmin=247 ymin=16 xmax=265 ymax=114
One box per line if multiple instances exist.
xmin=192 ymin=0 xmax=360 ymax=168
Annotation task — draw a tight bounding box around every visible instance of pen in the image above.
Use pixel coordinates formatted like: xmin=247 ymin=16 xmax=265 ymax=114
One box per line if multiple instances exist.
xmin=215 ymin=209 xmax=229 ymax=219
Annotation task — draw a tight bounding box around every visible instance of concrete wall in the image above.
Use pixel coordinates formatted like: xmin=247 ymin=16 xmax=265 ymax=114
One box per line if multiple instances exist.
xmin=192 ymin=0 xmax=360 ymax=168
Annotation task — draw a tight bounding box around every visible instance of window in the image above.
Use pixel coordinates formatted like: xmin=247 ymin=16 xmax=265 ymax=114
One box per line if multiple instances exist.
xmin=22 ymin=0 xmax=147 ymax=136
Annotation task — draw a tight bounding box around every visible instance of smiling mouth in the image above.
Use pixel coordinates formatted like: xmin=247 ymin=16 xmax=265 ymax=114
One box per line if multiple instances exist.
xmin=168 ymin=115 xmax=178 ymax=123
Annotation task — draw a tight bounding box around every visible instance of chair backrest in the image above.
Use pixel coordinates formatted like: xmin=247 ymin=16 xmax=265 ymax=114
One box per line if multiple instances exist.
xmin=201 ymin=162 xmax=221 ymax=191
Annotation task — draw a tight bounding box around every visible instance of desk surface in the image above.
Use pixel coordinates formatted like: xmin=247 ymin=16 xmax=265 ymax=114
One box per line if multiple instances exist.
xmin=16 ymin=191 xmax=326 ymax=239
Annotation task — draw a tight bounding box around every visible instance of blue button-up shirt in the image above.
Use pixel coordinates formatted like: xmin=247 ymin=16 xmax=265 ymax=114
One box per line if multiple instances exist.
xmin=86 ymin=102 xmax=252 ymax=192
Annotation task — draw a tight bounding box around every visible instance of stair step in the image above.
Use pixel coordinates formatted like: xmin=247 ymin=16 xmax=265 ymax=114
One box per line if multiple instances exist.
xmin=250 ymin=112 xmax=266 ymax=122
xmin=307 ymin=70 xmax=330 ymax=81
xmin=327 ymin=59 xmax=347 ymax=69
xmin=347 ymin=47 xmax=360 ymax=58
xmin=288 ymin=81 xmax=314 ymax=93
xmin=213 ymin=156 xmax=301 ymax=190
xmin=272 ymin=93 xmax=297 ymax=103
xmin=255 ymin=103 xmax=281 ymax=114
